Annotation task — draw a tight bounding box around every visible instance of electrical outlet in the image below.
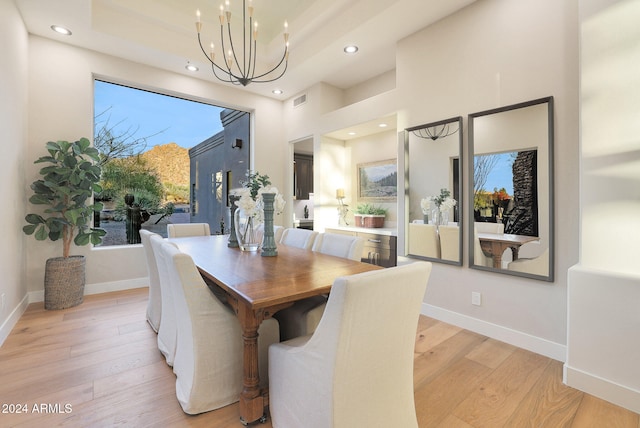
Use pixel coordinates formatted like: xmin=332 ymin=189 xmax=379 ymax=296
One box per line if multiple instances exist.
xmin=471 ymin=292 xmax=481 ymax=306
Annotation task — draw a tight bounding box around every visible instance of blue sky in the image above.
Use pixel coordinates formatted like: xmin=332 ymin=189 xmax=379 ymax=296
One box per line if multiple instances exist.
xmin=480 ymin=152 xmax=514 ymax=195
xmin=94 ymin=81 xmax=225 ymax=150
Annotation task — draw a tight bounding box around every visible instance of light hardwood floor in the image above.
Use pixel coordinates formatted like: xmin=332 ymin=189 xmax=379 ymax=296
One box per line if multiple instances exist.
xmin=0 ymin=288 xmax=638 ymax=427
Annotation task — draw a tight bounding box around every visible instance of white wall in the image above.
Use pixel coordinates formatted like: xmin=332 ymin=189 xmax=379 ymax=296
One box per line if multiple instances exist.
xmin=282 ymin=0 xmax=578 ymax=361
xmin=346 ymin=129 xmax=399 ymax=225
xmin=25 ymin=36 xmax=285 ymax=296
xmin=396 ymin=0 xmax=578 ymax=359
xmin=565 ymin=0 xmax=640 ymax=413
xmin=0 ymin=0 xmax=29 ymax=345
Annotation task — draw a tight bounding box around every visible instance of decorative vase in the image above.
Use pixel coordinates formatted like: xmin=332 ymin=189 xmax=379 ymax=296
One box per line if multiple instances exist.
xmin=423 ymin=213 xmax=429 ymax=224
xmin=228 ymin=194 xmax=240 ymax=248
xmin=261 ymin=193 xmax=278 ymax=257
xmin=234 ymin=209 xmax=262 ymax=251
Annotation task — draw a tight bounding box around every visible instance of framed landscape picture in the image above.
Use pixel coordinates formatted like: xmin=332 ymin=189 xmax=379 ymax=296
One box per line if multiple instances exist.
xmin=357 ymin=159 xmax=398 ymax=201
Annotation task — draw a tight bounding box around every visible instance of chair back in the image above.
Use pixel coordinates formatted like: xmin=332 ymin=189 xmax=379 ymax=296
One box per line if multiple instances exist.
xmin=139 ymin=229 xmax=162 ymax=332
xmin=270 ymin=262 xmax=432 ymax=427
xmin=167 ymin=223 xmax=211 ymax=238
xmin=438 ymin=225 xmax=459 ymax=262
xmin=474 ymin=228 xmax=494 ymax=267
xmin=150 ymin=234 xmax=179 ymax=365
xmin=279 ymin=227 xmax=318 ymax=250
xmin=408 ymin=223 xmax=440 ymax=259
xmin=474 ymin=221 xmax=504 ymax=234
xmin=312 ymin=232 xmax=364 ymax=261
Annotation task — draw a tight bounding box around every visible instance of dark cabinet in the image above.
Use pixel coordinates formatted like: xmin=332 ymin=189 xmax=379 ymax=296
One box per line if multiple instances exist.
xmin=360 ymin=232 xmax=397 ymax=268
xmin=326 ymin=228 xmax=397 ymax=268
xmin=294 ymin=154 xmax=313 ymax=200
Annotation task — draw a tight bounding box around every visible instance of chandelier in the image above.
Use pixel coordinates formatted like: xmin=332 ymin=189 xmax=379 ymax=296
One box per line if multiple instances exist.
xmin=411 ymin=122 xmax=459 ymax=140
xmin=195 ymin=0 xmax=289 ymax=86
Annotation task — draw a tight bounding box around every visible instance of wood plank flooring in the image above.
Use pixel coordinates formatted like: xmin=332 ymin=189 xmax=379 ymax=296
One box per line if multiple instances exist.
xmin=0 ymin=288 xmax=638 ymax=427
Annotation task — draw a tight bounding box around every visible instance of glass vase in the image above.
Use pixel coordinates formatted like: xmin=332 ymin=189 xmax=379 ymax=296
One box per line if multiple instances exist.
xmin=234 ymin=209 xmax=261 ymax=252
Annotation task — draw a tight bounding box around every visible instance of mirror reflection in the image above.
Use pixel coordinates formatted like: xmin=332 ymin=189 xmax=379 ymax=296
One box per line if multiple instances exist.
xmin=405 ymin=117 xmax=463 ymax=265
xmin=469 ymin=97 xmax=554 ymax=281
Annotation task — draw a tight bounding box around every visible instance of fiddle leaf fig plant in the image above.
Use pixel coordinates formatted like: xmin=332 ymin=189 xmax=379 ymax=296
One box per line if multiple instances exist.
xmin=23 ymin=138 xmax=106 ymax=258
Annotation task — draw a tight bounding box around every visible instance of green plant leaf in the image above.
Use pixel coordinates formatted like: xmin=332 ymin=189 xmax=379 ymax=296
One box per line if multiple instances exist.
xmin=35 ymin=225 xmax=49 ymax=240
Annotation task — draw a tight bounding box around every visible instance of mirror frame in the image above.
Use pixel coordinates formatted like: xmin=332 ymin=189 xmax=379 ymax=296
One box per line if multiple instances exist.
xmin=468 ymin=96 xmax=554 ymax=281
xmin=404 ymin=116 xmax=463 ymax=266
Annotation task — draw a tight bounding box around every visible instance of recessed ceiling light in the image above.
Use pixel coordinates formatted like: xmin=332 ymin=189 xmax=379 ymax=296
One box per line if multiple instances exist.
xmin=347 ymin=131 xmax=357 ymax=136
xmin=50 ymin=25 xmax=72 ymax=36
xmin=378 ymin=123 xmax=388 ymax=128
xmin=272 ymin=89 xmax=284 ymax=95
xmin=343 ymin=45 xmax=359 ymax=54
xmin=185 ymin=63 xmax=199 ymax=72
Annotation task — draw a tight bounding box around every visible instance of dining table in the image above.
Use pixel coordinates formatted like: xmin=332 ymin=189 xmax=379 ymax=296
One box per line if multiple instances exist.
xmin=168 ymin=234 xmax=382 ymax=425
xmin=477 ymin=232 xmax=539 ymax=269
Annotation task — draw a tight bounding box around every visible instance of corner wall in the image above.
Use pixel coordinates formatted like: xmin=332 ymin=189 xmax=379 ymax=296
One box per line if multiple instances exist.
xmin=0 ymin=0 xmax=29 ymax=345
xmin=565 ymin=0 xmax=640 ymax=413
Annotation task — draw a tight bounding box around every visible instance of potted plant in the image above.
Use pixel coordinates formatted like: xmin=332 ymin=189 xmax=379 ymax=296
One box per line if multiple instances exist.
xmin=353 ymin=203 xmax=387 ymax=228
xmin=23 ymin=138 xmax=106 ymax=310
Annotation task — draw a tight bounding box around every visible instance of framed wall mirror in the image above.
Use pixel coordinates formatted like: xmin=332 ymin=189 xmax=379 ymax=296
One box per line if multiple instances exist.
xmin=468 ymin=97 xmax=554 ymax=281
xmin=404 ymin=116 xmax=463 ymax=265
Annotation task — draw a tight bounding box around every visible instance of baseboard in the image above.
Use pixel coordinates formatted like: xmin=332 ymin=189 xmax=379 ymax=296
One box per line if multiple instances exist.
xmin=422 ymin=303 xmax=567 ymax=362
xmin=28 ymin=277 xmax=149 ymax=303
xmin=564 ymin=364 xmax=640 ymax=414
xmin=0 ymin=293 xmax=29 ymax=347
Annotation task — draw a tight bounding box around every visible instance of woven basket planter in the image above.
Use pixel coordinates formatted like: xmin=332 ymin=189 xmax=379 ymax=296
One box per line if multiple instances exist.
xmin=44 ymin=255 xmax=86 ymax=310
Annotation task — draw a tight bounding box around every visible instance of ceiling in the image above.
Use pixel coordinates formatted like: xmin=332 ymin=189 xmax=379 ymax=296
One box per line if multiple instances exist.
xmin=16 ymin=0 xmax=475 ymax=138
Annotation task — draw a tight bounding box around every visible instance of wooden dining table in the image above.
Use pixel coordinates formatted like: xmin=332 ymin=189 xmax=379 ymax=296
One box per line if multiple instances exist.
xmin=168 ymin=234 xmax=382 ymax=425
xmin=477 ymin=232 xmax=539 ymax=269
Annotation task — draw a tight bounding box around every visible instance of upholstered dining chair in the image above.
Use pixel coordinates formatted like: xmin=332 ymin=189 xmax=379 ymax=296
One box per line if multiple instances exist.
xmin=167 ymin=222 xmax=211 ymax=238
xmin=311 ymin=232 xmax=364 ymax=261
xmin=473 ymin=222 xmax=503 ymax=267
xmin=150 ymin=234 xmax=179 ymax=366
xmin=279 ymin=227 xmax=318 ymax=250
xmin=275 ymin=233 xmax=365 ymax=341
xmin=269 ymin=261 xmax=432 ymax=428
xmin=508 ymin=247 xmax=549 ymax=276
xmin=438 ymin=225 xmax=460 ymax=262
xmin=159 ymin=241 xmax=280 ymax=415
xmin=139 ymin=229 xmax=162 ymax=332
xmin=408 ymin=223 xmax=440 ymax=259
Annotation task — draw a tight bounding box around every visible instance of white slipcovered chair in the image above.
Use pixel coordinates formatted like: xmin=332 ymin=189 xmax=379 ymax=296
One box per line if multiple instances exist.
xmin=139 ymin=229 xmax=162 ymax=332
xmin=150 ymin=234 xmax=179 ymax=366
xmin=408 ymin=223 xmax=440 ymax=259
xmin=508 ymin=247 xmax=549 ymax=276
xmin=167 ymin=222 xmax=211 ymax=238
xmin=438 ymin=225 xmax=460 ymax=262
xmin=279 ymin=227 xmax=318 ymax=250
xmin=311 ymin=232 xmax=364 ymax=261
xmin=159 ymin=241 xmax=280 ymax=414
xmin=269 ymin=261 xmax=432 ymax=428
xmin=275 ymin=232 xmax=365 ymax=341
xmin=473 ymin=222 xmax=504 ymax=267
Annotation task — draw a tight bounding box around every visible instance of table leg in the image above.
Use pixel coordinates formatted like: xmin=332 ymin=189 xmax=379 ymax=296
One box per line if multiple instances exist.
xmin=510 ymin=246 xmax=520 ymax=261
xmin=236 ymin=304 xmax=267 ymax=425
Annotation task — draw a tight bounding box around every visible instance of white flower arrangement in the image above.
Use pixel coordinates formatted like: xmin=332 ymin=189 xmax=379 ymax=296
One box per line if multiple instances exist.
xmin=422 ymin=188 xmax=457 ymax=213
xmin=232 ymin=171 xmax=286 ymax=222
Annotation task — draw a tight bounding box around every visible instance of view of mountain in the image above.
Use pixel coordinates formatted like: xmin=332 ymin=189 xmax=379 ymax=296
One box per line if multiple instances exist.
xmin=141 ymin=142 xmax=190 ymax=186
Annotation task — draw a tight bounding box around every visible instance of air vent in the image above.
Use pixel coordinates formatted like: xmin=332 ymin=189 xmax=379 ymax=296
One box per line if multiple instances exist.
xmin=293 ymin=94 xmax=307 ymax=107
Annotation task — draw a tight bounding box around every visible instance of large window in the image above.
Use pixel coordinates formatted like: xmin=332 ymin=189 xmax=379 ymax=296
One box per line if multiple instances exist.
xmin=93 ymin=80 xmax=243 ymax=246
